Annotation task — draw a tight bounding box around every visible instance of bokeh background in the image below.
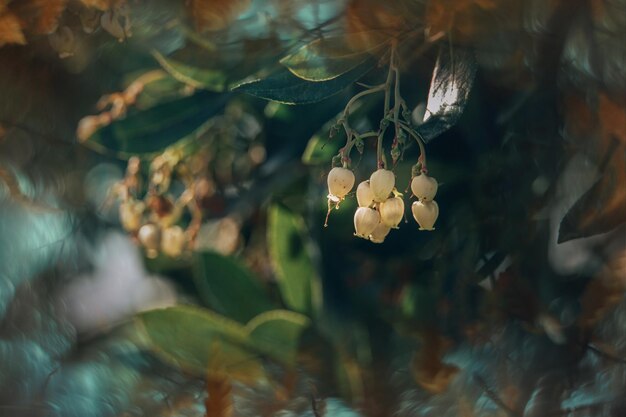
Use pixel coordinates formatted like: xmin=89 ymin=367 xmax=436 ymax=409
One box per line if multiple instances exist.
xmin=1 ymin=1 xmax=625 ymax=416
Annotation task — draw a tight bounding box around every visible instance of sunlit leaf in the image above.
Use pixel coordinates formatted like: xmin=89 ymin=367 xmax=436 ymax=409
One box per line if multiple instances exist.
xmin=153 ymin=50 xmax=227 ymax=91
xmin=137 ymin=305 xmax=266 ymax=383
xmin=233 ymin=59 xmax=375 ymax=105
xmin=82 ymin=91 xmax=229 ymax=157
xmin=245 ymin=310 xmax=310 ymax=365
xmin=192 ymin=251 xmax=275 ymax=323
xmin=280 ymin=36 xmax=375 ymax=81
xmin=267 ymin=204 xmax=321 ymax=316
xmin=417 ymin=46 xmax=477 ymax=143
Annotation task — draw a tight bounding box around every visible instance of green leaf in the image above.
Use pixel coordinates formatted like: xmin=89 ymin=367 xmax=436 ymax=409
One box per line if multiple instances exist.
xmin=267 ymin=204 xmax=321 ymax=316
xmin=302 ymin=133 xmax=341 ymax=165
xmin=417 ymin=46 xmax=477 ymax=143
xmin=280 ymin=36 xmax=373 ymax=81
xmin=192 ymin=251 xmax=275 ymax=323
xmin=137 ymin=305 xmax=266 ymax=383
xmin=152 ymin=50 xmax=228 ymax=91
xmin=83 ymin=90 xmax=229 ymax=157
xmin=245 ymin=310 xmax=311 ymax=365
xmin=233 ymin=59 xmax=375 ymax=105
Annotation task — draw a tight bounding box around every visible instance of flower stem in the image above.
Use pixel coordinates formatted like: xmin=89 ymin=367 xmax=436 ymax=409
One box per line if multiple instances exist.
xmin=399 ymin=122 xmax=427 ymax=172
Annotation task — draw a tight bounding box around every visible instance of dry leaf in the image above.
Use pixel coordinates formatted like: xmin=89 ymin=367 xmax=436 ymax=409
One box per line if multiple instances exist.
xmin=0 ymin=8 xmax=26 ymax=46
xmin=188 ymin=0 xmax=251 ymax=32
xmin=411 ymin=329 xmax=460 ymax=394
xmin=344 ymin=0 xmax=418 ymax=52
xmin=12 ymin=0 xmax=68 ymax=35
xmin=205 ymin=376 xmax=234 ymax=417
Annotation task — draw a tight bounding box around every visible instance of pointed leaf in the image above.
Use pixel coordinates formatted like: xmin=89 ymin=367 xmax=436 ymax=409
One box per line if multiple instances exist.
xmin=83 ymin=91 xmax=229 ymax=157
xmin=137 ymin=306 xmax=265 ymax=383
xmin=558 ymin=166 xmax=626 ymax=242
xmin=280 ymin=36 xmax=375 ymax=81
xmin=233 ymin=59 xmax=375 ymax=105
xmin=245 ymin=310 xmax=310 ymax=365
xmin=192 ymin=251 xmax=275 ymax=323
xmin=417 ymin=46 xmax=477 ymax=143
xmin=267 ymin=204 xmax=321 ymax=315
xmin=153 ymin=50 xmax=228 ymax=91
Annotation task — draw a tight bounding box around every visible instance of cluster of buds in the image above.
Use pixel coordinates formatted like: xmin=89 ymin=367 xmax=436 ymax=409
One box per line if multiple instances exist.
xmin=108 ymin=102 xmax=264 ymax=258
xmin=327 ymin=166 xmax=439 ymax=243
xmin=113 ymin=154 xmax=201 ymax=259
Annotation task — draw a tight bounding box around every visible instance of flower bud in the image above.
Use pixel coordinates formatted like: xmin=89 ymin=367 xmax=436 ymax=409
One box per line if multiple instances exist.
xmin=161 ymin=226 xmax=186 ymax=258
xmin=411 ymin=200 xmax=438 ymax=231
xmin=379 ymin=196 xmax=405 ymax=228
xmin=369 ymin=169 xmax=395 ymax=202
xmin=138 ymin=224 xmax=160 ymax=251
xmin=369 ymin=223 xmax=391 ymax=243
xmin=356 ymin=181 xmax=374 ymax=207
xmin=354 ymin=207 xmax=380 ymax=238
xmin=119 ymin=200 xmax=145 ymax=232
xmin=411 ymin=174 xmax=438 ymax=201
xmin=327 ymin=167 xmax=355 ymax=201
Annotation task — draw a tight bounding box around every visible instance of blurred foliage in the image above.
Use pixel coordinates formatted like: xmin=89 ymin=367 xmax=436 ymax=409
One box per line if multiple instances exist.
xmin=1 ymin=0 xmax=626 ymax=417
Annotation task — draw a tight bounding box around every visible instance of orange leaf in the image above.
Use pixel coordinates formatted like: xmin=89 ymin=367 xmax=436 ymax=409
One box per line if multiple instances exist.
xmin=0 ymin=10 xmax=26 ymax=46
xmin=188 ymin=0 xmax=251 ymax=32
xmin=10 ymin=0 xmax=68 ymax=35
xmin=344 ymin=0 xmax=418 ymax=52
xmin=205 ymin=376 xmax=233 ymax=417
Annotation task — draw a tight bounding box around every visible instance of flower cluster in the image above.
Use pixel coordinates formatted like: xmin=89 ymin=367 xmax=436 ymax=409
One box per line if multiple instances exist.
xmin=324 ymin=40 xmax=440 ymax=242
xmin=327 ymin=166 xmax=439 ymax=243
xmin=114 ymin=154 xmax=197 ymax=259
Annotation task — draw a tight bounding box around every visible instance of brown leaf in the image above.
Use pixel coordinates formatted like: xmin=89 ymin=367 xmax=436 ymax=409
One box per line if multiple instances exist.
xmin=205 ymin=376 xmax=233 ymax=417
xmin=559 ymin=93 xmax=626 ymax=242
xmin=411 ymin=329 xmax=460 ymax=394
xmin=10 ymin=0 xmax=68 ymax=35
xmin=344 ymin=0 xmax=418 ymax=52
xmin=0 ymin=9 xmax=26 ymax=46
xmin=188 ymin=0 xmax=251 ymax=32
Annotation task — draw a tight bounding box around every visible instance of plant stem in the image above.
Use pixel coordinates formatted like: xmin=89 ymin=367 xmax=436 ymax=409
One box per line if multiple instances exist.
xmin=343 ymin=84 xmax=385 ymax=119
xmin=399 ymin=122 xmax=427 ymax=172
xmin=340 ymin=84 xmax=386 ymax=167
xmin=378 ymin=44 xmax=397 ymax=169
